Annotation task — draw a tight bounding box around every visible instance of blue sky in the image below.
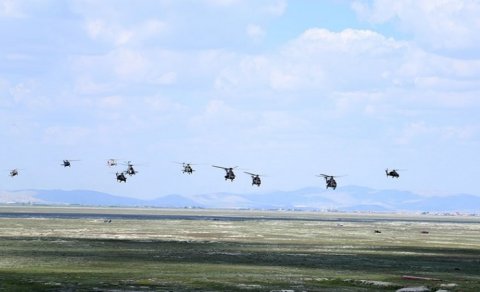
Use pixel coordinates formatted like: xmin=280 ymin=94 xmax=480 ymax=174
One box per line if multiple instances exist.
xmin=1 ymin=0 xmax=479 ymax=199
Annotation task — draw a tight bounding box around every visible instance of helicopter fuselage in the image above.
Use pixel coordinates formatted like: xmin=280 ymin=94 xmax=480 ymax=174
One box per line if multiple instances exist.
xmin=183 ymin=164 xmax=194 ymax=174
xmin=252 ymin=176 xmax=261 ymax=186
xmin=225 ymin=169 xmax=235 ymax=181
xmin=116 ymin=172 xmax=127 ymax=183
xmin=386 ymin=170 xmax=399 ymax=178
xmin=326 ymin=177 xmax=337 ymax=190
xmin=126 ymin=165 xmax=137 ymax=176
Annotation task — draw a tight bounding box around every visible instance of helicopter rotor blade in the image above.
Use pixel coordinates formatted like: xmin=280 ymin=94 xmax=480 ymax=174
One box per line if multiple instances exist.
xmin=173 ymin=161 xmax=200 ymax=166
xmin=244 ymin=171 xmax=265 ymax=177
xmin=212 ymin=165 xmax=227 ymax=170
xmin=121 ymin=161 xmax=143 ymax=166
xmin=318 ymin=174 xmax=346 ymax=178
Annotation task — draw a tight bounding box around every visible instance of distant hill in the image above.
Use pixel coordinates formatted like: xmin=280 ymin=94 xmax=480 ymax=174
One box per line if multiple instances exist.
xmin=1 ymin=186 xmax=479 ymax=213
xmin=1 ymin=189 xmax=201 ymax=208
xmin=34 ymin=189 xmax=146 ymax=206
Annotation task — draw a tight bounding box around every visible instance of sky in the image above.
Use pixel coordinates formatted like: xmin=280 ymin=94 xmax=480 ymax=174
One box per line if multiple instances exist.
xmin=1 ymin=0 xmax=480 ymax=199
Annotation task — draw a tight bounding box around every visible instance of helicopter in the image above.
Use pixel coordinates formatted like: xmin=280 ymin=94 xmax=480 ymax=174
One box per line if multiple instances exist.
xmin=386 ymin=169 xmax=403 ymax=178
xmin=9 ymin=169 xmax=19 ymax=177
xmin=116 ymin=172 xmax=127 ymax=183
xmin=124 ymin=161 xmax=138 ymax=176
xmin=176 ymin=162 xmax=195 ymax=174
xmin=107 ymin=159 xmax=119 ymax=167
xmin=61 ymin=160 xmax=79 ymax=167
xmin=317 ymin=174 xmax=343 ymax=190
xmin=212 ymin=165 xmax=237 ymax=181
xmin=244 ymin=172 xmax=263 ymax=187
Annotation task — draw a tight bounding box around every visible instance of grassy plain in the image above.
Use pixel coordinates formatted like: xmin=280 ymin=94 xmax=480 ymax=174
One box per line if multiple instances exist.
xmin=0 ymin=206 xmax=479 ymax=291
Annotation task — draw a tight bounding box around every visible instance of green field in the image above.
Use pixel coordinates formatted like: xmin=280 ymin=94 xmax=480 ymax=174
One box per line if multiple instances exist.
xmin=0 ymin=206 xmax=479 ymax=291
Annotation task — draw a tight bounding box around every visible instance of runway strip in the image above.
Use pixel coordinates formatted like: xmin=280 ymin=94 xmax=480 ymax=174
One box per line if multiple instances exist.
xmin=0 ymin=211 xmax=478 ymax=224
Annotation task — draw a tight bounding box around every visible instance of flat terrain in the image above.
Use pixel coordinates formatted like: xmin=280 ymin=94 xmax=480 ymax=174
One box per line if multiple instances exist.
xmin=0 ymin=206 xmax=479 ymax=291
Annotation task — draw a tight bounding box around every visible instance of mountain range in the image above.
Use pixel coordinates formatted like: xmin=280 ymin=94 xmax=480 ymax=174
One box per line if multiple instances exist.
xmin=1 ymin=186 xmax=479 ymax=213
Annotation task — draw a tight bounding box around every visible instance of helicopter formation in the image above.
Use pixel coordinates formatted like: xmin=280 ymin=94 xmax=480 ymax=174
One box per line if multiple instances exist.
xmin=6 ymin=158 xmax=403 ymax=190
xmin=114 ymin=161 xmax=140 ymax=183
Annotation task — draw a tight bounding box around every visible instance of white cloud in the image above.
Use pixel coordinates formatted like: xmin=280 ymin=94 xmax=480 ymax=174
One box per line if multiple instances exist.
xmin=10 ymin=82 xmax=31 ymax=103
xmin=42 ymin=126 xmax=92 ymax=146
xmin=72 ymin=48 xmax=156 ymax=83
xmin=111 ymin=49 xmax=148 ymax=79
xmin=246 ymin=24 xmax=265 ymax=41
xmin=441 ymin=125 xmax=478 ymax=141
xmin=99 ymin=96 xmax=124 ymax=109
xmin=206 ymin=99 xmax=228 ymax=114
xmin=154 ymin=71 xmax=177 ymax=85
xmin=212 ymin=25 xmax=480 ymax=117
xmin=85 ymin=18 xmax=167 ymax=47
xmin=0 ymin=0 xmax=25 ymax=18
xmin=395 ymin=121 xmax=431 ymax=145
xmin=214 ymin=28 xmax=408 ymax=94
xmin=264 ymin=0 xmax=287 ymax=16
xmin=204 ymin=0 xmax=240 ymax=6
xmin=73 ymin=77 xmax=114 ymax=95
xmin=269 ymin=69 xmax=301 ymax=91
xmin=85 ymin=19 xmax=104 ymax=39
xmin=330 ymin=91 xmax=385 ymax=117
xmin=395 ymin=121 xmax=478 ymax=145
xmin=8 ymin=82 xmax=53 ymax=110
xmin=256 ymin=111 xmax=308 ymax=133
xmin=188 ymin=99 xmax=256 ymax=136
xmin=288 ymin=28 xmax=404 ymax=55
xmin=352 ymin=0 xmax=480 ymax=54
xmin=144 ymin=96 xmax=184 ymax=112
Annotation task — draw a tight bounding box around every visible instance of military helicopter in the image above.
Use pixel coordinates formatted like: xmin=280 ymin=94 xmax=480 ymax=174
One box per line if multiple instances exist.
xmin=9 ymin=169 xmax=19 ymax=177
xmin=244 ymin=172 xmax=263 ymax=187
xmin=61 ymin=160 xmax=79 ymax=167
xmin=124 ymin=161 xmax=138 ymax=176
xmin=212 ymin=165 xmax=237 ymax=181
xmin=116 ymin=172 xmax=127 ymax=183
xmin=107 ymin=159 xmax=119 ymax=167
xmin=385 ymin=169 xmax=404 ymax=178
xmin=176 ymin=162 xmax=196 ymax=174
xmin=317 ymin=174 xmax=343 ymax=190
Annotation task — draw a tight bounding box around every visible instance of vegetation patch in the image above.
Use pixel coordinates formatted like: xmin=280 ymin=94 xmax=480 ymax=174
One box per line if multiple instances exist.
xmin=0 ymin=207 xmax=478 ymax=291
